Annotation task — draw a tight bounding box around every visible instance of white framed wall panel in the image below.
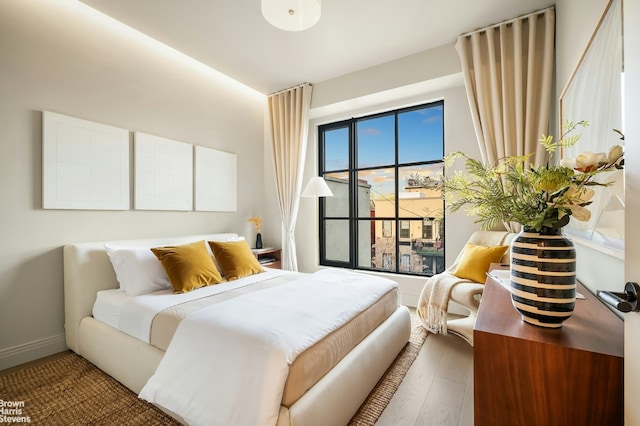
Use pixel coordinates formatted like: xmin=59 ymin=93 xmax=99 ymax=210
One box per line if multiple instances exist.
xmin=42 ymin=111 xmax=130 ymax=210
xmin=194 ymin=146 xmax=237 ymax=212
xmin=134 ymin=132 xmax=193 ymax=211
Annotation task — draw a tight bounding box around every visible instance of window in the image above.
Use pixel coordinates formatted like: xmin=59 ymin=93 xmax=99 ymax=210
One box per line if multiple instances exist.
xmin=422 ymin=218 xmax=433 ymax=239
xmin=400 ymin=254 xmax=411 ymax=272
xmin=382 ymin=220 xmax=393 ymax=238
xmin=400 ymin=220 xmax=410 ymax=239
xmin=318 ymin=101 xmax=445 ymax=276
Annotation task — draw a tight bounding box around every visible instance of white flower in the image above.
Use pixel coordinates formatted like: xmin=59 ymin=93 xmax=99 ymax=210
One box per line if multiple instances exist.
xmin=565 ymin=185 xmax=595 ymax=203
xmin=575 ymin=151 xmax=606 ymax=172
xmin=606 ymin=145 xmax=623 ymax=163
xmin=568 ymin=205 xmax=592 ymax=221
xmin=557 ymin=186 xmax=595 ymax=222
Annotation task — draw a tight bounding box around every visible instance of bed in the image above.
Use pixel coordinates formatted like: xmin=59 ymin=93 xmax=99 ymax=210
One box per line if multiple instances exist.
xmin=63 ymin=233 xmax=411 ymax=426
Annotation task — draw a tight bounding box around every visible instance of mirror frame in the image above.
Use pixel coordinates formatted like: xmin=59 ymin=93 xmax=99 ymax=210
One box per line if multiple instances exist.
xmin=559 ymin=0 xmax=624 ymax=259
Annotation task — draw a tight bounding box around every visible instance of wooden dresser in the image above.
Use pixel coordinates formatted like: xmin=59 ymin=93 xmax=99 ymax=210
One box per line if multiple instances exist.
xmin=474 ymin=274 xmax=624 ymax=426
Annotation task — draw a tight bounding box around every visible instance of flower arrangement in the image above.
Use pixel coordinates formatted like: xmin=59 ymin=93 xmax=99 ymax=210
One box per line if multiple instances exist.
xmin=443 ymin=121 xmax=624 ymax=231
xmin=248 ymin=216 xmax=262 ymax=233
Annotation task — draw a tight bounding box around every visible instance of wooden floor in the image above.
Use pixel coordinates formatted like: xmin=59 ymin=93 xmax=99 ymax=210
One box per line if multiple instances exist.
xmin=376 ymin=329 xmax=474 ymax=426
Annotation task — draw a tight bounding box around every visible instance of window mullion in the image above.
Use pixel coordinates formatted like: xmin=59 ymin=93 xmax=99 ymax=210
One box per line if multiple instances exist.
xmin=394 ymin=112 xmax=400 ymax=274
xmin=350 ymin=120 xmax=357 ymax=270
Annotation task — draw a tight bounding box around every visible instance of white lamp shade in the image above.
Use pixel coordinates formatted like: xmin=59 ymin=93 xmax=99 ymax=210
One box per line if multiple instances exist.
xmin=301 ymin=176 xmax=333 ymax=197
xmin=261 ymin=0 xmax=321 ymax=32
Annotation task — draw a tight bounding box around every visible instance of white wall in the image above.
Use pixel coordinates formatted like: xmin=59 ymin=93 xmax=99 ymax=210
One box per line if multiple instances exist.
xmin=310 ymin=43 xmax=462 ymax=110
xmin=295 ymin=43 xmax=482 ymax=307
xmin=0 ymin=0 xmax=266 ymax=369
xmin=555 ymin=0 xmax=624 ymax=297
xmin=623 ymin=0 xmax=640 ymax=422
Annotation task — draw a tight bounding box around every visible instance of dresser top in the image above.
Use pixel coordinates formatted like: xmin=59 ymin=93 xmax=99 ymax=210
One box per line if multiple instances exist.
xmin=476 ymin=273 xmax=624 ymax=358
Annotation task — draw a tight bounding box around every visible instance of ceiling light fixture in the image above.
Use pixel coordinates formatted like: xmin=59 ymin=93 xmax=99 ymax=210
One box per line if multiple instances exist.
xmin=261 ymin=0 xmax=321 ymax=32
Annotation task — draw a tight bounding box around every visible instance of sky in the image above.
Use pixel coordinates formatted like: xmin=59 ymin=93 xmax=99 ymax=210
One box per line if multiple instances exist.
xmin=323 ymin=103 xmax=444 ymax=196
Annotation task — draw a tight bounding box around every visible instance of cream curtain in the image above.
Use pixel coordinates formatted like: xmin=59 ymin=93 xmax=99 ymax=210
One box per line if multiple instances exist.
xmin=267 ymin=83 xmax=313 ymax=271
xmin=456 ymin=7 xmax=555 ymax=231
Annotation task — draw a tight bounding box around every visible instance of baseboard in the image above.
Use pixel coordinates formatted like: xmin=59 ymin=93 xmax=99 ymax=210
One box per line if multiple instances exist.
xmin=0 ymin=334 xmax=67 ymax=371
xmin=402 ymin=292 xmax=469 ymax=316
xmin=400 ymin=291 xmax=419 ymax=308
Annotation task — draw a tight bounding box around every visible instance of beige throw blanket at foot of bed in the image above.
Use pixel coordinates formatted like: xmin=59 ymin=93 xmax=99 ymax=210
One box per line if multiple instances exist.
xmin=139 ymin=268 xmax=398 ymax=426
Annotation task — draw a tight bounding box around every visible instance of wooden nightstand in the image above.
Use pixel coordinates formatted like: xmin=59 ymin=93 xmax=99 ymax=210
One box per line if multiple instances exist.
xmin=251 ymin=247 xmax=282 ymax=269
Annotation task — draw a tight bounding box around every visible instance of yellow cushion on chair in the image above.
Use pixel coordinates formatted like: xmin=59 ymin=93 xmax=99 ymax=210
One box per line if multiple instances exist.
xmin=452 ymin=242 xmax=509 ymax=284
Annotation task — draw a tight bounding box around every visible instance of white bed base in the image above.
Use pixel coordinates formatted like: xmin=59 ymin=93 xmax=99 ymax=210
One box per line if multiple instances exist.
xmin=63 ymin=233 xmax=411 ymax=426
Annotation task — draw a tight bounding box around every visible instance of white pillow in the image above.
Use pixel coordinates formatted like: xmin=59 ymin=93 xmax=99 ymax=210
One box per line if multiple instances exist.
xmin=105 ymin=244 xmax=171 ymax=296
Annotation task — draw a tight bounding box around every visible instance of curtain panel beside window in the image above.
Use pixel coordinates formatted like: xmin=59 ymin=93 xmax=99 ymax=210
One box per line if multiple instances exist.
xmin=455 ymin=7 xmax=555 ymax=232
xmin=267 ymin=83 xmax=313 ymax=271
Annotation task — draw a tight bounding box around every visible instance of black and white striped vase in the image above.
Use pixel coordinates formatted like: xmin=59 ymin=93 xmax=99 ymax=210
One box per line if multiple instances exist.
xmin=510 ymin=226 xmax=576 ymax=328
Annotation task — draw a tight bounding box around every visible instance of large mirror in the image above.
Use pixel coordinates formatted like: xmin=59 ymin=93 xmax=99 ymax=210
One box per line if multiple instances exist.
xmin=560 ymin=0 xmax=624 ymax=256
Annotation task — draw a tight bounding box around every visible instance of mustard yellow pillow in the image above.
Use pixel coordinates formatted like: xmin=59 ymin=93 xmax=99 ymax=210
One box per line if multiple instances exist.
xmin=151 ymin=240 xmax=223 ymax=293
xmin=208 ymin=240 xmax=264 ymax=281
xmin=453 ymin=242 xmax=509 ymax=284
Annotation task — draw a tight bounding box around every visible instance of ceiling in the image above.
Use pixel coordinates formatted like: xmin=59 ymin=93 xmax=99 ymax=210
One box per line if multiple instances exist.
xmin=80 ymin=0 xmax=555 ymax=95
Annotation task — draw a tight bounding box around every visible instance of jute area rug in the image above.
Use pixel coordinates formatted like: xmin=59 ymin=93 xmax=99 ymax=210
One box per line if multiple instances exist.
xmin=0 ymin=315 xmax=427 ymax=425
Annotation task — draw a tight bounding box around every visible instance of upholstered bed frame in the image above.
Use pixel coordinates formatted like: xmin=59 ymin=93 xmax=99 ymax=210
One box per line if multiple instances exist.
xmin=63 ymin=233 xmax=411 ymax=426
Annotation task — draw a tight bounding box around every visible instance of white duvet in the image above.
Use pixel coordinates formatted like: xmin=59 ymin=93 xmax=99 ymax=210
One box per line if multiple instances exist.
xmin=93 ymin=269 xmax=290 ymax=343
xmin=139 ymin=268 xmax=398 ymax=426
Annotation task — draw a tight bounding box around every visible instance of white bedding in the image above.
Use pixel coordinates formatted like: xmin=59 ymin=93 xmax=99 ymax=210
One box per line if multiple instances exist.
xmin=92 ymin=268 xmax=290 ymax=343
xmin=138 ymin=268 xmax=399 ymax=426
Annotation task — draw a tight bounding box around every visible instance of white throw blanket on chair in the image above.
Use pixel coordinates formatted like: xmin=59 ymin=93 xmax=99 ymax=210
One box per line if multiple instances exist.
xmin=417 ymin=231 xmax=511 ymax=335
xmin=417 ymin=272 xmax=468 ymax=335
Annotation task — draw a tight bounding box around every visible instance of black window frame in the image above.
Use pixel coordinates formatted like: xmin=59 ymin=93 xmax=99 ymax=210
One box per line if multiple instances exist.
xmin=317 ymin=100 xmax=445 ymax=277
